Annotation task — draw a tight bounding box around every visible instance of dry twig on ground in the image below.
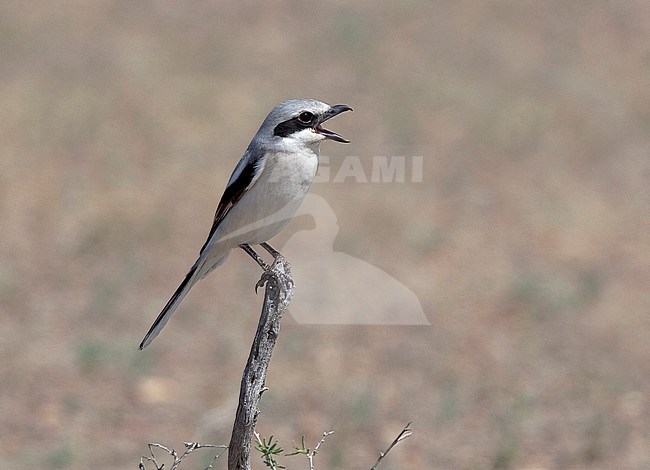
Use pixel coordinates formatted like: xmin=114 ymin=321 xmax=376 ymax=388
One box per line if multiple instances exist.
xmin=140 ymin=441 xmax=227 ymax=470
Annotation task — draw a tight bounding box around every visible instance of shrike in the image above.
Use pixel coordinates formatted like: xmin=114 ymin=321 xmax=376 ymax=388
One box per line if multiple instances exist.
xmin=139 ymin=99 xmax=352 ymax=349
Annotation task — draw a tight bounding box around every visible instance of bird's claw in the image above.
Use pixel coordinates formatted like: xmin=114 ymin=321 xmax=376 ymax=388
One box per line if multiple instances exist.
xmin=255 ymin=270 xmax=272 ymax=294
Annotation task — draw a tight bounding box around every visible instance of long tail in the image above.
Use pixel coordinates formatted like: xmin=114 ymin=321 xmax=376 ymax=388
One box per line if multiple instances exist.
xmin=139 ymin=261 xmax=203 ymax=350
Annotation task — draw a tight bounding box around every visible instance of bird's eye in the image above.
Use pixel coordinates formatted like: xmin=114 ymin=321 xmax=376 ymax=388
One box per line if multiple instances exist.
xmin=298 ymin=111 xmax=315 ymax=124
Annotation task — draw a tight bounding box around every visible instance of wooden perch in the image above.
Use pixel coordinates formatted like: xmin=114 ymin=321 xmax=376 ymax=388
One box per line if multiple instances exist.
xmin=228 ymin=255 xmax=294 ymax=470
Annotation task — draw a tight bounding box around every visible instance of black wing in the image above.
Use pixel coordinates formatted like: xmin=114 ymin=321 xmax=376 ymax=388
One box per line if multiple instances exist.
xmin=199 ymin=151 xmax=265 ymax=255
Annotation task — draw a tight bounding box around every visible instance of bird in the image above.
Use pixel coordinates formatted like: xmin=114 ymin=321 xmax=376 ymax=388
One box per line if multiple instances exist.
xmin=139 ymin=99 xmax=352 ymax=349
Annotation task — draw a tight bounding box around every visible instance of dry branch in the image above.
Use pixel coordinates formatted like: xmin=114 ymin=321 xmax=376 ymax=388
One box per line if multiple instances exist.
xmin=370 ymin=422 xmax=413 ymax=470
xmin=228 ymin=255 xmax=294 ymax=470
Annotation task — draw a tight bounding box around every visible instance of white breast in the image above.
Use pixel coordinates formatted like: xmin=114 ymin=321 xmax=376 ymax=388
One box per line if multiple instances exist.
xmin=214 ymin=149 xmax=319 ymax=247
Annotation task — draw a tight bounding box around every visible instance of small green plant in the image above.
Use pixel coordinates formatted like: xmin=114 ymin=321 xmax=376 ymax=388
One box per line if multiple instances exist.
xmin=255 ymin=431 xmax=335 ymax=470
xmin=255 ymin=434 xmax=285 ymax=469
xmin=286 ymin=435 xmax=309 ymax=457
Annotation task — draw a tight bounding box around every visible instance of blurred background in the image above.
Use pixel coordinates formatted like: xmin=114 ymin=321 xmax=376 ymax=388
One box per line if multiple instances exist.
xmin=1 ymin=1 xmax=649 ymax=468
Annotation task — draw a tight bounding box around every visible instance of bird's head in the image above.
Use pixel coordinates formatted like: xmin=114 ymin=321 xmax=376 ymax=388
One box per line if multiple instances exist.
xmin=256 ymin=99 xmax=352 ymax=151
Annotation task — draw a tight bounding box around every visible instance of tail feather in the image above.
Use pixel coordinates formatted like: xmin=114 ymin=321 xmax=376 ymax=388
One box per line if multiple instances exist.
xmin=139 ymin=262 xmax=201 ymax=350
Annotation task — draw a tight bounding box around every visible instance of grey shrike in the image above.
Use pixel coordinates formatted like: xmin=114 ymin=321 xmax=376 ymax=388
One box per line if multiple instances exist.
xmin=139 ymin=99 xmax=352 ymax=349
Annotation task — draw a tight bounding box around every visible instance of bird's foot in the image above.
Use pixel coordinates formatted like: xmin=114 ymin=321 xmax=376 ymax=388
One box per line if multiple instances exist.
xmin=255 ymin=270 xmax=272 ymax=294
xmin=241 ymin=243 xmax=286 ymax=293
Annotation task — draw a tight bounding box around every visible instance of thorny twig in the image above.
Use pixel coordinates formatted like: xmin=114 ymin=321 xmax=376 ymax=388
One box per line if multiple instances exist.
xmin=370 ymin=422 xmax=413 ymax=470
xmin=307 ymin=431 xmax=334 ymax=470
xmin=139 ymin=441 xmax=227 ymax=470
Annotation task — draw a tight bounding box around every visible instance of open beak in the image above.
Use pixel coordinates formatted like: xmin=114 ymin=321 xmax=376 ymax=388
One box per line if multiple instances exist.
xmin=315 ymin=104 xmax=353 ymax=143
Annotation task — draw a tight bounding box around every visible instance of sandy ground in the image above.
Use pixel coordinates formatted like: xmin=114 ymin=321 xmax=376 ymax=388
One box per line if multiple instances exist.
xmin=1 ymin=2 xmax=649 ymax=468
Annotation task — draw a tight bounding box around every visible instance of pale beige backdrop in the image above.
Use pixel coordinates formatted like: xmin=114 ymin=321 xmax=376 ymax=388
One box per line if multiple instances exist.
xmin=1 ymin=2 xmax=649 ymax=468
